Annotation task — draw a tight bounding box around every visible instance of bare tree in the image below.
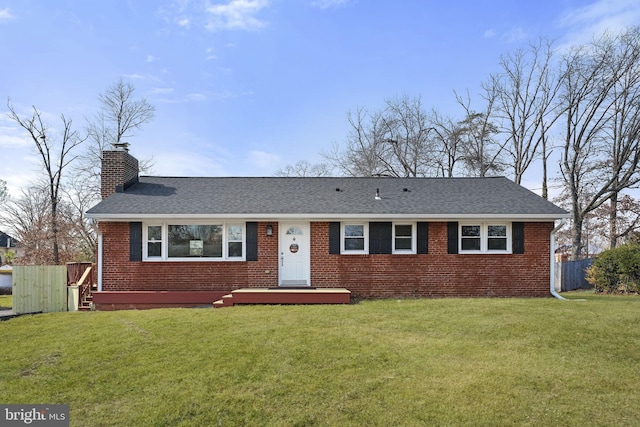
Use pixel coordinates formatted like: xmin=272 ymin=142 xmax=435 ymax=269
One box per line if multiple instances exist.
xmin=275 ymin=160 xmax=333 ymax=177
xmin=429 ymin=110 xmax=463 ymax=177
xmin=6 ymin=100 xmax=86 ymax=264
xmin=63 ymin=175 xmax=99 ymax=260
xmin=0 ymin=187 xmax=49 ymax=263
xmin=379 ymin=95 xmax=437 ymax=177
xmin=455 ymin=90 xmax=505 ymax=177
xmin=101 ymin=78 xmax=156 ymax=144
xmin=324 ymin=95 xmax=437 ymax=177
xmin=491 ymin=39 xmax=564 ymax=186
xmin=0 ymin=186 xmax=86 ymax=264
xmin=558 ymin=28 xmax=640 ymax=259
xmin=323 ymin=107 xmax=385 ymax=176
xmin=601 ymin=28 xmax=640 ymax=248
xmin=0 ymin=179 xmax=6 ymax=203
xmin=78 ymin=78 xmax=155 ymax=197
xmin=590 ymin=194 xmax=640 ymax=247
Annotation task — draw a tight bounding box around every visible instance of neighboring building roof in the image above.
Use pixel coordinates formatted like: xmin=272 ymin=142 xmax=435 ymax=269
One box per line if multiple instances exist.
xmin=0 ymin=231 xmax=18 ymax=248
xmin=86 ymin=176 xmax=568 ymax=221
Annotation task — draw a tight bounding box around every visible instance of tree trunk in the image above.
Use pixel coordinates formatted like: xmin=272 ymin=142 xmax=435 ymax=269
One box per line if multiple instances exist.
xmin=571 ymin=212 xmax=584 ymax=260
xmin=609 ymin=193 xmax=618 ymax=249
xmin=51 ymin=197 xmax=60 ymax=265
xmin=542 ymin=141 xmax=548 ymax=200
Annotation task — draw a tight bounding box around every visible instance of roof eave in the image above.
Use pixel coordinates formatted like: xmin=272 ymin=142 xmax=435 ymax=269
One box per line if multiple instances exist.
xmin=86 ymin=212 xmax=570 ymax=222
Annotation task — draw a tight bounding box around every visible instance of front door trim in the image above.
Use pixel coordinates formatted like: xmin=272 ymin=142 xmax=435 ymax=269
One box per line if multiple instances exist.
xmin=278 ymin=222 xmax=311 ymax=287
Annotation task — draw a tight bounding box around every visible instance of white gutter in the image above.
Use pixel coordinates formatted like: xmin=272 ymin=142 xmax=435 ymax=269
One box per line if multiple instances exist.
xmin=550 ymin=220 xmax=567 ymax=300
xmin=97 ymin=232 xmax=103 ymax=292
xmin=86 ymin=212 xmax=569 ymax=222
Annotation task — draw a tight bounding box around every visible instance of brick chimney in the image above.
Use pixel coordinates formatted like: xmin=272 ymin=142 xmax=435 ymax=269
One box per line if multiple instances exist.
xmin=101 ymin=143 xmax=140 ymax=199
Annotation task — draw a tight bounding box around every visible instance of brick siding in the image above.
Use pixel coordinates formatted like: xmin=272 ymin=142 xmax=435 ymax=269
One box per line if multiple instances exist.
xmin=101 ymin=150 xmax=140 ymax=199
xmin=100 ymin=221 xmax=552 ymax=299
xmin=311 ymin=221 xmax=552 ymax=298
xmin=100 ymin=222 xmax=279 ymax=292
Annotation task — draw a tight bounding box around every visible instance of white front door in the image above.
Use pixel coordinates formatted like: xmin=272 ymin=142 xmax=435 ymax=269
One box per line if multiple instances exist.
xmin=279 ymin=223 xmax=310 ymax=286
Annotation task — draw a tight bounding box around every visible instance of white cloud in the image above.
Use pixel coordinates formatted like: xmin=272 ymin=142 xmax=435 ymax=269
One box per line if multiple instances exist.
xmin=310 ymin=0 xmax=352 ymax=10
xmin=149 ymin=87 xmax=174 ymax=95
xmin=153 ymin=89 xmax=253 ymax=104
xmin=0 ymin=126 xmax=28 ymax=148
xmin=484 ymin=28 xmax=496 ymax=38
xmin=503 ymin=26 xmax=528 ymax=43
xmin=177 ymin=17 xmax=190 ymax=28
xmin=248 ymin=150 xmax=280 ymax=170
xmin=558 ymin=0 xmax=640 ymax=46
xmin=124 ymin=73 xmax=146 ymax=80
xmin=146 ymin=54 xmax=158 ymax=62
xmin=205 ymin=0 xmax=269 ymax=31
xmin=0 ymin=7 xmax=15 ymax=22
xmin=151 ymin=151 xmax=230 ymax=176
xmin=0 ymin=114 xmax=29 ymax=148
xmin=0 ymin=125 xmax=41 ymax=197
xmin=186 ymin=93 xmax=207 ymax=101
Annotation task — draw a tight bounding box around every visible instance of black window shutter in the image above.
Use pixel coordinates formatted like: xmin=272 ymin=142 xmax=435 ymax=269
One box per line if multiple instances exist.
xmin=512 ymin=222 xmax=525 ymax=254
xmin=369 ymin=222 xmax=392 ymax=254
xmin=447 ymin=222 xmax=459 ymax=254
xmin=329 ymin=222 xmax=340 ymax=254
xmin=130 ymin=222 xmax=142 ymax=262
xmin=246 ymin=222 xmax=258 ymax=261
xmin=417 ymin=222 xmax=429 ymax=254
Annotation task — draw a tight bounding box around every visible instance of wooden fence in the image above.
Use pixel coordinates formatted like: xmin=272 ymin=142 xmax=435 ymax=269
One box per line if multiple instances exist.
xmin=12 ymin=265 xmax=67 ymax=314
xmin=555 ymin=258 xmax=594 ymax=292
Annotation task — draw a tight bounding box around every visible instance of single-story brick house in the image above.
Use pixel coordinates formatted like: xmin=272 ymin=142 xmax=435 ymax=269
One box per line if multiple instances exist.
xmin=86 ymin=148 xmax=568 ymax=310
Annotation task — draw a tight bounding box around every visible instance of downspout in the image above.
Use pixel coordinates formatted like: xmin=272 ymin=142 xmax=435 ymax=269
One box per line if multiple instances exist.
xmin=550 ymin=220 xmax=566 ymax=300
xmin=97 ymin=231 xmax=103 ymax=292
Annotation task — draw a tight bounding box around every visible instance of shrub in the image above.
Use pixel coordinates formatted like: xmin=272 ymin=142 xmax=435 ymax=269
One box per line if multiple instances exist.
xmin=586 ymin=244 xmax=640 ymax=294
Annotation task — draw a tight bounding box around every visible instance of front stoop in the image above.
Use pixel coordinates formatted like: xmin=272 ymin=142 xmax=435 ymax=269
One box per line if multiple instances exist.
xmin=213 ymin=288 xmax=351 ymax=308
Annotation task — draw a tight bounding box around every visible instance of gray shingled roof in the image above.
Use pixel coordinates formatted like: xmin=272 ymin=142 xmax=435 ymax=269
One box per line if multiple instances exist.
xmin=86 ymin=176 xmax=568 ymax=220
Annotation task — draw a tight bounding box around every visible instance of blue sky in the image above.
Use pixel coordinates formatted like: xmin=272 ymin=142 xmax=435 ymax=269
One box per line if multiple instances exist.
xmin=1 ymin=0 xmax=640 ymax=197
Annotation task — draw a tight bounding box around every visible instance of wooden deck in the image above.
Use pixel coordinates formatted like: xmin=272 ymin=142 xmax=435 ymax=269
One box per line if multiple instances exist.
xmin=213 ymin=288 xmax=351 ymax=308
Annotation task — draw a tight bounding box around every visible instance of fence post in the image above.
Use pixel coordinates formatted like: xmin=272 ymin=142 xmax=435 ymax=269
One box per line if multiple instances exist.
xmin=68 ymin=285 xmax=79 ymax=311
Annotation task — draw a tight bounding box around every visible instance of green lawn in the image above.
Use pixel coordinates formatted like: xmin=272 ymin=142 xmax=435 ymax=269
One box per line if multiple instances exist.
xmin=0 ymin=295 xmax=11 ymax=309
xmin=1 ymin=293 xmax=639 ymax=426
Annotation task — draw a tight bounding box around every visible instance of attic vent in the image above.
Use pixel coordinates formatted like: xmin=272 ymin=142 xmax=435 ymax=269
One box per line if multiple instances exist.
xmin=335 ymin=188 xmax=342 ymax=192
xmin=403 ymin=188 xmax=410 ymax=192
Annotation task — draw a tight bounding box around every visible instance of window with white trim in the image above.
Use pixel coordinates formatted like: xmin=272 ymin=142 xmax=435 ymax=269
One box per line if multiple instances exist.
xmin=342 ymin=224 xmax=367 ymax=253
xmin=227 ymin=225 xmax=244 ymax=258
xmin=393 ymin=223 xmax=416 ymax=254
xmin=143 ymin=222 xmax=245 ymax=261
xmin=146 ymin=225 xmax=163 ymax=258
xmin=460 ymin=223 xmax=511 ymax=253
xmin=487 ymin=225 xmax=508 ymax=251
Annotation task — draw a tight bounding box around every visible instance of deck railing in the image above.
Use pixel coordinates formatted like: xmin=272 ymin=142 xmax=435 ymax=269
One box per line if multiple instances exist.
xmin=67 ymin=262 xmax=94 ymax=309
